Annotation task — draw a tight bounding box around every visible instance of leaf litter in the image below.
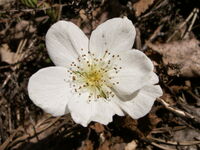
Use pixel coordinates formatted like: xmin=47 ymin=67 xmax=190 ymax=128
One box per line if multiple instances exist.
xmin=147 ymin=38 xmax=200 ymax=77
xmin=0 ymin=0 xmax=200 ymax=150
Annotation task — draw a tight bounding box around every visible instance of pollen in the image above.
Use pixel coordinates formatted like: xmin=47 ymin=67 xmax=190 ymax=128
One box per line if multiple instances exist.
xmin=68 ymin=50 xmax=122 ymax=102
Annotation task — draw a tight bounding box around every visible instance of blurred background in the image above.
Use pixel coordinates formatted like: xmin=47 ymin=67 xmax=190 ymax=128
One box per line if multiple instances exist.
xmin=0 ymin=0 xmax=200 ymax=149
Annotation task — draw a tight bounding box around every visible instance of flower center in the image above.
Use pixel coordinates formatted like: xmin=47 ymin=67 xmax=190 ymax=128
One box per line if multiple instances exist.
xmin=67 ymin=50 xmax=122 ymax=102
xmin=86 ymin=70 xmax=102 ymax=86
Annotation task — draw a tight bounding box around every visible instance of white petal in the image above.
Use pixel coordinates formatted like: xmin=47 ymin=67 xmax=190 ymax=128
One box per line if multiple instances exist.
xmin=112 ymin=49 xmax=154 ymax=100
xmin=68 ymin=93 xmax=124 ymax=127
xmin=89 ymin=17 xmax=136 ymax=57
xmin=115 ymin=84 xmax=163 ymax=119
xmin=46 ymin=21 xmax=89 ymax=67
xmin=28 ymin=67 xmax=72 ymax=116
xmin=91 ymin=100 xmax=124 ymax=125
xmin=149 ymin=72 xmax=159 ymax=84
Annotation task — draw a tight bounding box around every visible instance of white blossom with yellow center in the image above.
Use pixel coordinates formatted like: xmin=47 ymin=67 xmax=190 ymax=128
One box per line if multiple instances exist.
xmin=28 ymin=18 xmax=163 ymax=127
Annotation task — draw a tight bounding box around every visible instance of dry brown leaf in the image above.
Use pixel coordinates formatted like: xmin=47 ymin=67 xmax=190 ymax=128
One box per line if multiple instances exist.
xmin=133 ymin=0 xmax=155 ymax=17
xmin=79 ymin=9 xmax=88 ymax=21
xmin=170 ymin=85 xmax=189 ymax=93
xmin=78 ymin=140 xmax=93 ymax=150
xmin=125 ymin=140 xmax=137 ymax=150
xmin=173 ymin=128 xmax=200 ymax=150
xmin=147 ymin=39 xmax=200 ymax=77
xmin=0 ymin=44 xmax=17 ymax=64
xmin=111 ymin=143 xmax=126 ymax=150
xmin=98 ymin=140 xmax=110 ymax=150
xmin=148 ymin=113 xmax=162 ymax=129
xmin=0 ymin=0 xmax=13 ymax=5
xmin=90 ymin=123 xmax=105 ymax=133
xmin=10 ymin=20 xmax=36 ymax=39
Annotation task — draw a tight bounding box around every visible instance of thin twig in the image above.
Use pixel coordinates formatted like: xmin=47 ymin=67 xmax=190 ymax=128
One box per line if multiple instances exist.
xmin=142 ymin=24 xmax=164 ymax=51
xmin=151 ymin=142 xmax=176 ymax=150
xmin=0 ymin=4 xmax=69 ymax=13
xmin=149 ymin=137 xmax=200 ymax=146
xmin=157 ymin=98 xmax=200 ymax=130
xmin=157 ymin=98 xmax=195 ymax=119
xmin=167 ymin=8 xmax=198 ymax=42
xmin=182 ymin=8 xmax=199 ymax=39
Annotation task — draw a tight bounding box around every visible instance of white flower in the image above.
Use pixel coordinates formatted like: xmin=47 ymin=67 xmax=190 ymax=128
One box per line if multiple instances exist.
xmin=28 ymin=17 xmax=163 ymax=127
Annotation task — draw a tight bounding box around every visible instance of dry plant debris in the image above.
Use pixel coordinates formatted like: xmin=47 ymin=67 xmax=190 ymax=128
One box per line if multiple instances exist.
xmin=147 ymin=38 xmax=200 ymax=77
xmin=0 ymin=0 xmax=200 ymax=149
xmin=133 ymin=0 xmax=155 ymax=17
xmin=0 ymin=44 xmax=17 ymax=64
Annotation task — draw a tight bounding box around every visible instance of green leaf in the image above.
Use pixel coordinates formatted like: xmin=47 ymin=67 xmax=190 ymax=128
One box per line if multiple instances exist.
xmin=38 ymin=2 xmax=58 ymax=21
xmin=21 ymin=0 xmax=37 ymax=8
